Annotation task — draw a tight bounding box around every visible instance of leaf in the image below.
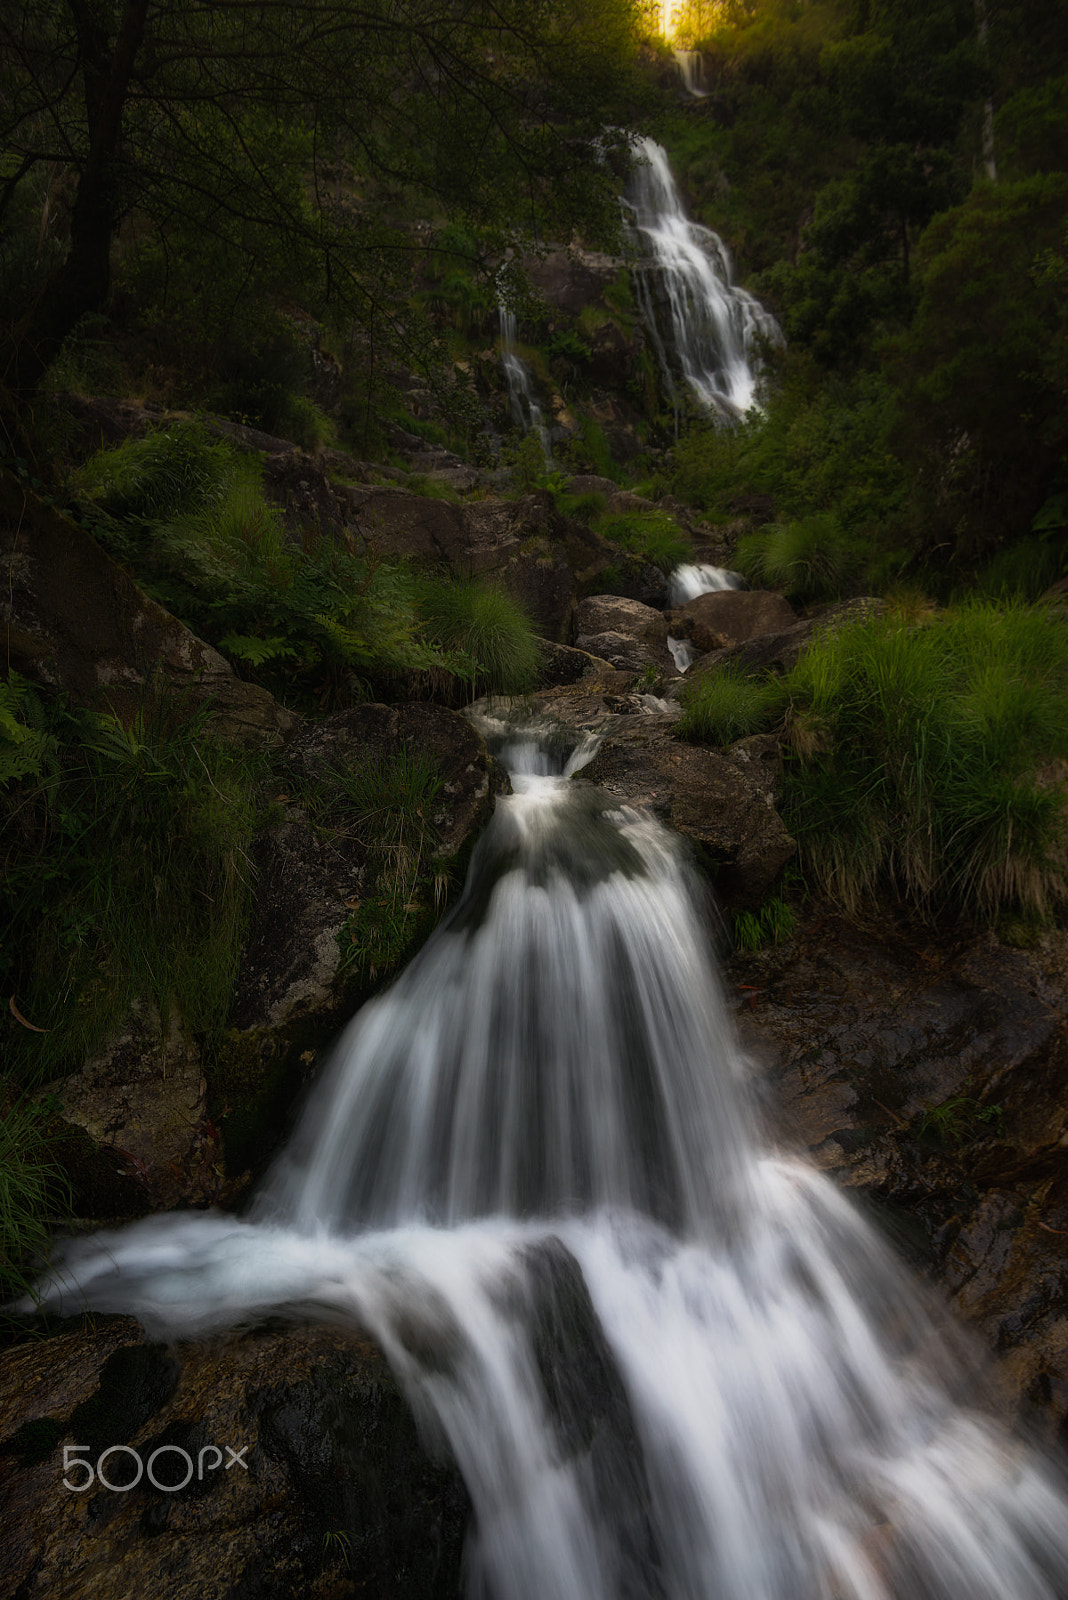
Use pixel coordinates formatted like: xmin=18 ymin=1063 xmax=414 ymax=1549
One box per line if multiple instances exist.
xmin=218 ymin=633 xmax=298 ymax=666
xmin=9 ymin=996 xmax=50 ymax=1032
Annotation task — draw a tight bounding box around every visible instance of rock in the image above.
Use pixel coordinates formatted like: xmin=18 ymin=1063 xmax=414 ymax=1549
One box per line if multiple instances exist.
xmin=575 ymin=596 xmax=676 ymax=677
xmin=0 ymin=477 xmax=297 ymax=749
xmin=685 ymin=598 xmax=887 ymax=681
xmin=215 ymin=704 xmax=495 ymax=1177
xmin=579 ymin=718 xmax=796 ymax=908
xmin=666 ymin=589 xmax=799 ymax=654
xmin=0 ymin=1319 xmax=467 ymax=1600
xmin=45 ymin=1005 xmax=221 ymax=1213
xmin=736 ymin=917 xmax=1068 ymax=1436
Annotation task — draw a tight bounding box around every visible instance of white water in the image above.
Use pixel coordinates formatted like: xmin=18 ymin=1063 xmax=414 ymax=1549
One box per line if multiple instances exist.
xmin=673 ymin=49 xmax=708 ymax=98
xmin=667 ymin=561 xmax=744 ymax=606
xmin=627 ymin=137 xmax=783 ymax=419
xmin=27 ymin=741 xmax=1068 ymax=1600
xmin=499 ymin=306 xmax=553 ymax=464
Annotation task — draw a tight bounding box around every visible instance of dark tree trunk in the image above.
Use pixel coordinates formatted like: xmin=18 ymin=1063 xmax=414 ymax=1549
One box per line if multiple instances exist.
xmin=3 ymin=0 xmax=149 ymax=398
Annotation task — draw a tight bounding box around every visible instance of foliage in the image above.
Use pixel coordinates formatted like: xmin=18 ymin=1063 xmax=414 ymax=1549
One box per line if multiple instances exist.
xmin=0 ymin=1097 xmax=67 ymax=1303
xmin=597 ymin=509 xmax=690 ymax=573
xmin=77 ymin=423 xmax=464 ymax=706
xmin=732 ymin=513 xmax=860 ymax=603
xmin=332 ymin=750 xmax=446 ymax=980
xmin=780 ymin=604 xmax=1068 ymax=921
xmin=418 ymin=579 xmax=541 ymax=699
xmin=919 ymin=1091 xmax=1003 ymax=1149
xmin=676 ymin=666 xmax=787 ymax=745
xmin=732 ymin=894 xmax=798 ymax=953
xmin=1 ymin=682 xmax=263 ymax=1079
xmin=1 ymin=0 xmax=650 ymax=397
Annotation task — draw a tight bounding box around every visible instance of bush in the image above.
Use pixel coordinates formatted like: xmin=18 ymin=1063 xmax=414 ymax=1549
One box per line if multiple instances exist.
xmin=418 ymin=578 xmax=541 ymax=698
xmin=733 ymin=512 xmax=860 ymax=602
xmin=597 ymin=509 xmax=691 ymax=574
xmin=78 ymin=424 xmax=463 ymax=706
xmin=0 ymin=1098 xmax=67 ymax=1304
xmin=676 ymin=666 xmax=787 ymax=744
xmin=781 ymin=603 xmax=1068 ymax=920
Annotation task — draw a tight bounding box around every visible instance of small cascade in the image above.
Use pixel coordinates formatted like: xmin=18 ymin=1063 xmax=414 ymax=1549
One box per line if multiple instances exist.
xmin=627 ymin=136 xmax=783 ymax=419
xmin=667 ymin=561 xmax=744 ymax=605
xmin=499 ymin=305 xmax=553 ymax=464
xmin=25 ymin=730 xmax=1068 ymax=1600
xmin=672 ymin=48 xmax=708 ymax=97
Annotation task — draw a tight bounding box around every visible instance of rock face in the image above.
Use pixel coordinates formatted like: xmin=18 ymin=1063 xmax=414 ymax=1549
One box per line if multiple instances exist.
xmin=0 ymin=1319 xmax=467 ymax=1600
xmin=735 ymin=915 xmax=1068 ymax=1437
xmin=214 ymin=703 xmax=495 ymax=1177
xmin=0 ymin=475 xmax=297 ymax=748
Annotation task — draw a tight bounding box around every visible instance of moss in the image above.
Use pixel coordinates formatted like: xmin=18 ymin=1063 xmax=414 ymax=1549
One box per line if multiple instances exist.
xmin=208 ymin=1028 xmax=299 ymax=1179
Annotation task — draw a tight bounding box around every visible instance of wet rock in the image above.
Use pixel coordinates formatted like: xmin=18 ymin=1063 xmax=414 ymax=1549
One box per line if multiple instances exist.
xmin=736 ymin=916 xmax=1068 ymax=1437
xmin=575 ymin=595 xmax=676 ymax=677
xmin=0 ymin=1320 xmax=467 ymax=1600
xmin=216 ymin=704 xmax=494 ymax=1177
xmin=690 ymin=597 xmax=887 ymax=680
xmin=45 ymin=1005 xmax=221 ymax=1213
xmin=580 ymin=717 xmax=796 ymax=908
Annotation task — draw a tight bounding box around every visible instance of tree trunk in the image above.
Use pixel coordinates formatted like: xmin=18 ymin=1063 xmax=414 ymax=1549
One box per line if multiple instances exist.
xmin=2 ymin=0 xmax=149 ymax=398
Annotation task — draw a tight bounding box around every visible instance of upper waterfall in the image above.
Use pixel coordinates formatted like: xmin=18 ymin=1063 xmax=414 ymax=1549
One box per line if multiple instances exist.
xmin=626 ymin=136 xmax=783 ymax=418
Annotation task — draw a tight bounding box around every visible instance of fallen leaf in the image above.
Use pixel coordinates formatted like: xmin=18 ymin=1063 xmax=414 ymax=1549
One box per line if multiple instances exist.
xmin=9 ymin=996 xmax=50 ymax=1032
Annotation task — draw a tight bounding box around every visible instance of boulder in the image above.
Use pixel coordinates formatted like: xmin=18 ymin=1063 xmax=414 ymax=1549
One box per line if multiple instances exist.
xmin=666 ymin=589 xmax=799 ymax=655
xmin=575 ymin=595 xmax=676 ymax=678
xmin=0 ymin=1319 xmax=467 ymax=1600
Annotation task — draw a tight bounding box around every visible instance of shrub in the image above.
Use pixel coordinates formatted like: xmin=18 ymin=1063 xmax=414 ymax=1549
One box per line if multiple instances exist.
xmin=418 ymin=578 xmax=540 ymax=698
xmin=781 ymin=603 xmax=1068 ymax=920
xmin=598 ymin=509 xmax=691 ymax=574
xmin=732 ymin=894 xmax=798 ymax=952
xmin=676 ymin=667 xmax=787 ymax=744
xmin=733 ymin=512 xmax=859 ymax=602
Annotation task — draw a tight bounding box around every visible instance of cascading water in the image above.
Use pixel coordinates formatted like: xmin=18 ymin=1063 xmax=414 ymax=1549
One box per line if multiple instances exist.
xmin=627 ymin=136 xmax=783 ymax=419
xmin=499 ymin=306 xmax=553 ymax=464
xmin=672 ymin=49 xmax=708 ymax=98
xmin=25 ymin=735 xmax=1068 ymax=1600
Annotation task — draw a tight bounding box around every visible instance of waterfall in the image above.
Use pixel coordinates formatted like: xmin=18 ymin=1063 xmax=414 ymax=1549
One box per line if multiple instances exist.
xmin=667 ymin=561 xmax=744 ymax=605
xmin=627 ymin=137 xmax=783 ymax=419
xmin=26 ymin=737 xmax=1068 ymax=1600
xmin=672 ymin=49 xmax=708 ymax=97
xmin=499 ymin=306 xmax=553 ymax=464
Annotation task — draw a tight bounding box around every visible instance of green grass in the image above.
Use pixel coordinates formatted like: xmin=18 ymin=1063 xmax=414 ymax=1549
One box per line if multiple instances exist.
xmin=2 ymin=684 xmax=263 ymax=1079
xmin=331 ymin=749 xmax=446 ymax=979
xmin=418 ymin=578 xmax=541 ymax=698
xmin=676 ymin=667 xmax=788 ymax=744
xmin=597 ymin=510 xmax=691 ymax=575
xmin=732 ymin=513 xmax=860 ymax=603
xmin=732 ymin=894 xmax=798 ymax=951
xmin=780 ymin=602 xmax=1068 ymax=920
xmin=0 ymin=1097 xmax=67 ymax=1304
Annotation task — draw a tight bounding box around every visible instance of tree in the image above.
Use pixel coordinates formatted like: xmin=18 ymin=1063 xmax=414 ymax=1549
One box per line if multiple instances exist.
xmin=0 ymin=0 xmax=648 ymax=398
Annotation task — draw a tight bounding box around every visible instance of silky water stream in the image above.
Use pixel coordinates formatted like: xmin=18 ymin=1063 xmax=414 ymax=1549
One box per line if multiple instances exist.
xmin=29 ymin=733 xmax=1068 ymax=1599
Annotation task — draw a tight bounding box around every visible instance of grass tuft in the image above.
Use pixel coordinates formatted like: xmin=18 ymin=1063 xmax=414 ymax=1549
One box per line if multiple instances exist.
xmin=676 ymin=667 xmax=787 ymax=744
xmin=418 ymin=579 xmax=541 ymax=698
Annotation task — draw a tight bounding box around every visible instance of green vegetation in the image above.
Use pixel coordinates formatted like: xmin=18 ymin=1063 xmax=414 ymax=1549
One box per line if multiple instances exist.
xmin=732 ymin=894 xmax=798 ymax=952
xmin=0 ymin=1097 xmax=67 ymax=1303
xmin=332 ymin=750 xmax=446 ymax=981
xmin=677 ymin=666 xmax=787 ymax=744
xmin=1 ymin=680 xmax=263 ymax=1080
xmin=596 ymin=510 xmax=691 ymax=574
xmin=732 ymin=513 xmax=860 ymax=603
xmin=781 ymin=604 xmax=1068 ymax=920
xmin=418 ymin=578 xmax=541 ymax=699
xmin=919 ymin=1091 xmax=1003 ymax=1149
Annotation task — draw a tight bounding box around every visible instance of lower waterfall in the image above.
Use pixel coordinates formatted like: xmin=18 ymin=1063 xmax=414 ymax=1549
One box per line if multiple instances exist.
xmin=29 ymin=738 xmax=1068 ymax=1600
